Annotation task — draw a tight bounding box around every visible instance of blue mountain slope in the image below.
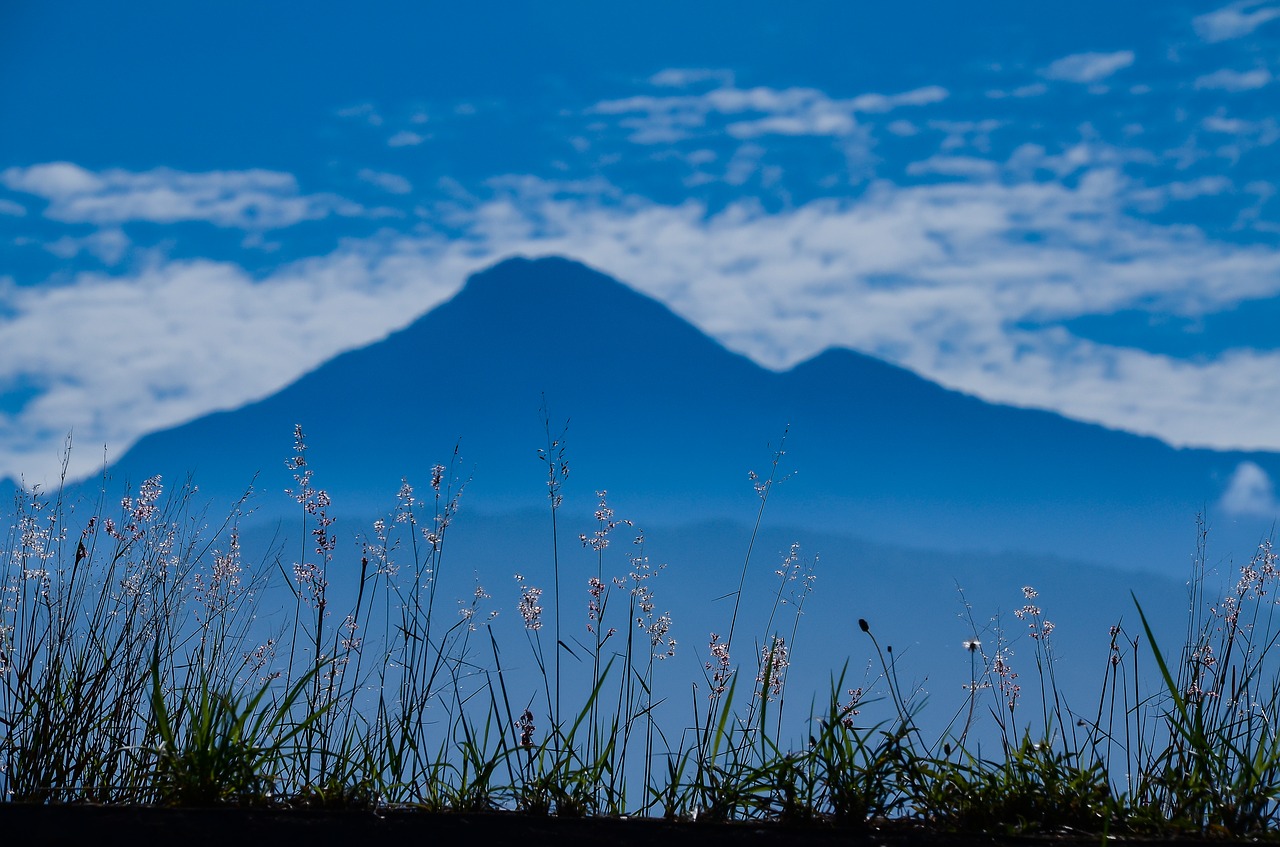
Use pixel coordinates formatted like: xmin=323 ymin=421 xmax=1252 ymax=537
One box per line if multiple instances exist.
xmin=98 ymin=255 xmax=1276 ymax=573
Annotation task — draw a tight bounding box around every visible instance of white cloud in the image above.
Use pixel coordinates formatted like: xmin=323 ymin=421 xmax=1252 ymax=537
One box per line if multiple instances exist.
xmin=2 ymin=161 xmax=103 ymax=196
xmin=986 ymin=83 xmax=1048 ymax=100
xmin=1004 ymin=140 xmax=1156 ymax=179
xmin=1194 ymin=67 xmax=1273 ymax=91
xmin=1167 ymin=177 xmax=1234 ymax=199
xmin=358 ymin=168 xmax=413 ymax=194
xmin=388 ymin=130 xmax=425 ymax=147
xmin=1198 ymin=112 xmax=1280 ymax=150
xmin=337 ymin=102 xmax=384 ymax=126
xmin=722 ymin=144 xmax=765 ymax=185
xmin=1199 ymin=114 xmax=1280 ymax=156
xmin=930 ymin=119 xmax=1004 ymax=153
xmin=649 ymin=68 xmax=735 ymax=88
xmin=1220 ymin=461 xmax=1279 ymax=516
xmin=1129 ymin=176 xmax=1234 ymax=212
xmin=848 ymin=86 xmax=949 ymax=113
xmin=0 ymin=198 xmax=25 ymax=216
xmin=1041 ymin=51 xmax=1136 ymax=84
xmin=44 ymin=228 xmax=131 ymax=265
xmin=1203 ymin=115 xmax=1253 ymax=134
xmin=905 ymin=155 xmax=1000 ymax=179
xmin=592 ymin=80 xmax=947 ymax=143
xmin=728 ymin=108 xmax=855 ymax=139
xmin=1194 ymin=0 xmax=1280 ymax=42
xmin=1 ymin=163 xmax=365 ymax=229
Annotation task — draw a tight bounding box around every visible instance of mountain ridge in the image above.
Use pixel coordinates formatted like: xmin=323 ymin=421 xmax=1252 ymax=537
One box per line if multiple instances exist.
xmin=18 ymin=255 xmax=1280 ymax=573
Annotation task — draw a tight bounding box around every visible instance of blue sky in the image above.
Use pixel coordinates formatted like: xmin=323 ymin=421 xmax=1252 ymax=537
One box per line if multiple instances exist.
xmin=1 ymin=1 xmax=1279 ymax=514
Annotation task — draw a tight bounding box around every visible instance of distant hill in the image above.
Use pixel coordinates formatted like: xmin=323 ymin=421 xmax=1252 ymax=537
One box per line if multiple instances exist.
xmin=76 ymin=255 xmax=1278 ymax=574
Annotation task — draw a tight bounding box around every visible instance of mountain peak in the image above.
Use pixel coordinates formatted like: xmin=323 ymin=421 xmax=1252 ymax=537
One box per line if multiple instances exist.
xmin=445 ymin=254 xmax=665 ymax=322
xmin=461 ymin=254 xmax=616 ymax=291
xmin=450 ymin=255 xmax=640 ymax=307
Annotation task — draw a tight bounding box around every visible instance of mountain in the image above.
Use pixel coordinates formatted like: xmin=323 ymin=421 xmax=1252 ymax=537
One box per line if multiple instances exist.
xmin=95 ymin=255 xmax=1277 ymax=574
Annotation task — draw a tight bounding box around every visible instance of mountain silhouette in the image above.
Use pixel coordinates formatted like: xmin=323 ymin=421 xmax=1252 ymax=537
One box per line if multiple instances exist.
xmin=97 ymin=255 xmax=1277 ymax=573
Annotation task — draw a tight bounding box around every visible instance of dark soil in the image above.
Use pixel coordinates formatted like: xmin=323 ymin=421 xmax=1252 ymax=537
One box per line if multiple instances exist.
xmin=0 ymin=804 xmax=1235 ymax=847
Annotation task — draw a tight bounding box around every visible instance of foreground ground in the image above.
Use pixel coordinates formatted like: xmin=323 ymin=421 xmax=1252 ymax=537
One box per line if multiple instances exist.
xmin=0 ymin=805 xmax=1246 ymax=847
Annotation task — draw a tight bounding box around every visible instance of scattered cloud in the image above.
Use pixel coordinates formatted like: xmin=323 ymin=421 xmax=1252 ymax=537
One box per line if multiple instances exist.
xmin=986 ymin=83 xmax=1048 ymax=99
xmin=1204 ymin=115 xmax=1254 ymax=134
xmin=1012 ymin=83 xmax=1049 ymax=98
xmin=337 ymin=102 xmax=384 ymax=126
xmin=905 ymin=155 xmax=1000 ymax=179
xmin=388 ymin=130 xmax=425 ymax=147
xmin=1194 ymin=67 xmax=1273 ymax=91
xmin=930 ymin=119 xmax=1004 ymax=153
xmin=1041 ymin=51 xmax=1135 ymax=84
xmin=0 ymin=198 xmax=26 ymax=216
xmin=1220 ymin=461 xmax=1279 ymax=516
xmin=2 ymin=161 xmax=102 ymax=197
xmin=44 ymin=228 xmax=130 ymax=265
xmin=649 ymin=68 xmax=735 ymax=88
xmin=592 ymin=78 xmax=948 ymax=143
xmin=848 ymin=86 xmax=949 ymax=113
xmin=358 ymin=168 xmax=413 ymax=194
xmin=1129 ymin=176 xmax=1233 ymax=212
xmin=1199 ymin=114 xmax=1280 ymax=157
xmin=1194 ymin=0 xmax=1280 ymax=42
xmin=721 ymin=144 xmax=766 ymax=185
xmin=726 ymin=100 xmax=857 ymax=139
xmin=1 ymin=163 xmax=365 ymax=229
xmin=1173 ymin=175 xmax=1236 ymax=203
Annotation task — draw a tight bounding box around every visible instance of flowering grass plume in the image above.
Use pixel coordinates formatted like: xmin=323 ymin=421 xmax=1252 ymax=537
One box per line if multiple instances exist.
xmin=2 ymin=434 xmax=1279 ymax=838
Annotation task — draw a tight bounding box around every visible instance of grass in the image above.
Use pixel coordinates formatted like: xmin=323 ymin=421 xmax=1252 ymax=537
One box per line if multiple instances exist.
xmin=2 ymin=425 xmax=1280 ymax=839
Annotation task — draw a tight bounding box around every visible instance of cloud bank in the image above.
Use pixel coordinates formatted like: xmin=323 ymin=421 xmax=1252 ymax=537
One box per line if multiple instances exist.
xmin=6 ymin=150 xmax=1280 ymax=485
xmin=1 ymin=163 xmax=365 ymax=229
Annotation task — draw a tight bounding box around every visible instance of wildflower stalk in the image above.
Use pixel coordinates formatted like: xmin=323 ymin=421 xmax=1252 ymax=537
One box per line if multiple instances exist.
xmin=725 ymin=427 xmax=787 ymax=652
xmin=539 ymin=399 xmax=569 ymax=724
